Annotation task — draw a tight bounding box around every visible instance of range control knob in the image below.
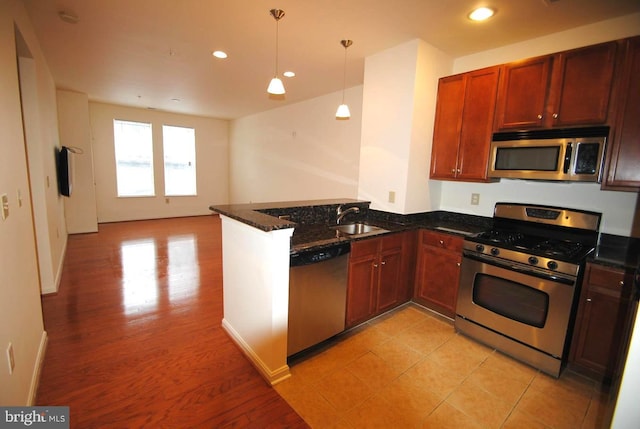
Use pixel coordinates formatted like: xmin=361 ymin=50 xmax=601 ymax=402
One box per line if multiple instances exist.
xmin=547 ymin=260 xmax=558 ymax=270
xmin=490 ymin=248 xmax=500 ymax=256
xmin=475 ymin=244 xmax=485 ymax=252
xmin=528 ymin=256 xmax=539 ymax=265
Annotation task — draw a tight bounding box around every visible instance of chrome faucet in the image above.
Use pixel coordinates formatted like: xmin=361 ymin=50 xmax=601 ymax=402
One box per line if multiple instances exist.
xmin=336 ymin=205 xmax=360 ymax=225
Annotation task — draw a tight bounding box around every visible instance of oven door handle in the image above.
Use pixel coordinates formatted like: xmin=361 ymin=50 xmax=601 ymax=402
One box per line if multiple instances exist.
xmin=462 ymin=251 xmax=576 ymax=285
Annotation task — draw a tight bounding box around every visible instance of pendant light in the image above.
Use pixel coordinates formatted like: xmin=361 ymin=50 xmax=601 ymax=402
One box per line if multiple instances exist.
xmin=267 ymin=9 xmax=286 ymax=95
xmin=336 ymin=39 xmax=353 ymax=119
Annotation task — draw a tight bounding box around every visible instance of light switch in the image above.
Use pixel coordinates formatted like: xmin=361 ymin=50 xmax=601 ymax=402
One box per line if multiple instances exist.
xmin=1 ymin=194 xmax=8 ymax=220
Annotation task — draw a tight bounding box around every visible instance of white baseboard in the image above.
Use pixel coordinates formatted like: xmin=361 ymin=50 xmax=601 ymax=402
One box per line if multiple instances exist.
xmin=28 ymin=331 xmax=48 ymax=405
xmin=41 ymin=233 xmax=68 ymax=295
xmin=221 ymin=319 xmax=291 ymax=385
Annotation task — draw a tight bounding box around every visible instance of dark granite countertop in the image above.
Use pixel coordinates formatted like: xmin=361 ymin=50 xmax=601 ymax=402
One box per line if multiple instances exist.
xmin=211 ymin=199 xmax=640 ymax=264
xmin=210 ymin=199 xmax=493 ymax=254
xmin=209 ymin=198 xmax=366 ymax=232
xmin=590 ymin=233 xmax=640 ymax=270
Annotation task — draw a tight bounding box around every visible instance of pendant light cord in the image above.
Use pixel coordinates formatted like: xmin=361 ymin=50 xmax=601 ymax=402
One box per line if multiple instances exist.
xmin=341 ymin=46 xmax=347 ymax=103
xmin=274 ymin=19 xmax=279 ymax=76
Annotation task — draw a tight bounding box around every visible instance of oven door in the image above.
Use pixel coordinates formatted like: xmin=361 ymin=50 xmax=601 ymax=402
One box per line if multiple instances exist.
xmin=456 ymin=253 xmax=576 ymax=358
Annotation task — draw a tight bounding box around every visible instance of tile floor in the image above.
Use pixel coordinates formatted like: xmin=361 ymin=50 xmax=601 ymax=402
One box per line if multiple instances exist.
xmin=275 ymin=304 xmax=610 ymax=429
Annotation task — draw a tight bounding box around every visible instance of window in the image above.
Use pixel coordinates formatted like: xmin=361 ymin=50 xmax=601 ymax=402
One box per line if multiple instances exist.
xmin=163 ymin=125 xmax=197 ymax=196
xmin=113 ymin=120 xmax=154 ymax=197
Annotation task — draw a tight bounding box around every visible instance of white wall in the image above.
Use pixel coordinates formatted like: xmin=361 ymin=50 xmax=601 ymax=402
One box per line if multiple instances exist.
xmin=438 ymin=181 xmax=635 ymax=236
xmin=90 ymin=102 xmax=229 ymax=222
xmin=358 ymin=39 xmax=451 ymax=214
xmin=436 ymin=13 xmax=640 ymax=237
xmin=57 ymin=89 xmax=98 ymax=234
xmin=0 ymin=0 xmax=54 ymax=405
xmin=228 ymin=87 xmax=362 ymax=204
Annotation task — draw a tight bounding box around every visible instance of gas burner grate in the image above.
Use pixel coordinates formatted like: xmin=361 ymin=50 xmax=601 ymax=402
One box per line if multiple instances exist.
xmin=532 ymin=239 xmax=584 ymax=259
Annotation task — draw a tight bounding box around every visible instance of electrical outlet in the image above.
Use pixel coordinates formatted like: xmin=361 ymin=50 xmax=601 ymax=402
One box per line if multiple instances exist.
xmin=7 ymin=343 xmax=15 ymax=375
xmin=471 ymin=193 xmax=480 ymax=205
xmin=1 ymin=194 xmax=8 ymax=220
xmin=388 ymin=191 xmax=396 ymax=203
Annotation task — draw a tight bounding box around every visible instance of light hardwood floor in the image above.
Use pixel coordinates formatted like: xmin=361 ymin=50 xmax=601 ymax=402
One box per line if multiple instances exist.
xmin=36 ymin=215 xmax=308 ymax=428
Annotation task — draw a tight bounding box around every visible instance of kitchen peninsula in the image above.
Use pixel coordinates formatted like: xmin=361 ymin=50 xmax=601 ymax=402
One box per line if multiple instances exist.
xmin=209 ymin=199 xmax=371 ymax=384
xmin=209 ymin=199 xmax=489 ymax=384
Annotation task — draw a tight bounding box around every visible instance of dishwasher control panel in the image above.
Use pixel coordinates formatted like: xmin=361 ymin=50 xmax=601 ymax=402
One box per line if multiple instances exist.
xmin=290 ymin=242 xmax=351 ymax=267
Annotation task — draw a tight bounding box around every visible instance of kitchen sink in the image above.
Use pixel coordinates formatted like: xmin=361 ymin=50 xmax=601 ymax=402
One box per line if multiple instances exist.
xmin=331 ymin=222 xmax=388 ymax=236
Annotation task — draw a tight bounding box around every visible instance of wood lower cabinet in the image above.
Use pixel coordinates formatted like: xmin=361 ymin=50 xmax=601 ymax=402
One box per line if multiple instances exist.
xmin=494 ymin=41 xmax=617 ymax=130
xmin=603 ymin=36 xmax=640 ymax=190
xmin=346 ymin=231 xmax=415 ymax=328
xmin=430 ymin=66 xmax=500 ymax=182
xmin=569 ymin=263 xmax=633 ymax=379
xmin=413 ymin=230 xmax=463 ymax=318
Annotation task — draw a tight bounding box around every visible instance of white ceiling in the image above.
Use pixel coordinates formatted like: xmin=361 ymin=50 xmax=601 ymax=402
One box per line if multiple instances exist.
xmin=22 ymin=0 xmax=640 ymax=120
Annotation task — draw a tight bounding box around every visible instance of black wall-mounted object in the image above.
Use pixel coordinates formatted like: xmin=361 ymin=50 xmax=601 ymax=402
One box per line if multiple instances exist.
xmin=56 ymin=146 xmax=72 ymax=197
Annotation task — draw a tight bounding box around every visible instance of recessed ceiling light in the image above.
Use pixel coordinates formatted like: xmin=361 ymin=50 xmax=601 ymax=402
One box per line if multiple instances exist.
xmin=468 ymin=7 xmax=496 ymax=21
xmin=212 ymin=51 xmax=228 ymax=59
xmin=283 ymin=71 xmax=295 ymax=78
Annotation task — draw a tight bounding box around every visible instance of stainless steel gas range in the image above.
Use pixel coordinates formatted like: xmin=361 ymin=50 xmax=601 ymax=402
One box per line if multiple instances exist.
xmin=455 ymin=203 xmax=601 ymax=377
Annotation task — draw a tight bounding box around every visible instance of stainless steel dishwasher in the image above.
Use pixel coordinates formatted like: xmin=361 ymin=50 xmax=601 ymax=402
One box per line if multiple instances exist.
xmin=287 ymin=242 xmax=350 ymax=356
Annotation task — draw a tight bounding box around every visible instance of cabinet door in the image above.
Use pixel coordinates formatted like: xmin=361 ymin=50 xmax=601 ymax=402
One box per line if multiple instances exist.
xmin=457 ymin=67 xmax=500 ymax=181
xmin=572 ymin=286 xmax=622 ymax=375
xmin=414 ymin=243 xmax=462 ymax=318
xmin=431 ymin=75 xmax=464 ymax=179
xmin=346 ymin=255 xmax=377 ymax=328
xmin=494 ymin=56 xmax=552 ymax=130
xmin=550 ymin=42 xmax=617 ymax=127
xmin=376 ymin=247 xmax=403 ymax=313
xmin=570 ymin=264 xmax=629 ymax=378
xmin=604 ymin=36 xmax=640 ymax=189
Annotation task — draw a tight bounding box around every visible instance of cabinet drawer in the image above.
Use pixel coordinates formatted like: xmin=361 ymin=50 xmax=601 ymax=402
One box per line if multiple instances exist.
xmin=350 ymin=237 xmax=380 ymax=259
xmin=587 ymin=263 xmax=626 ymax=292
xmin=421 ymin=230 xmax=463 ymax=252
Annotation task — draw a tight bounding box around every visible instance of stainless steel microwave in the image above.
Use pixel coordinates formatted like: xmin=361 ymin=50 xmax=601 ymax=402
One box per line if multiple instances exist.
xmin=488 ymin=127 xmax=608 ymax=182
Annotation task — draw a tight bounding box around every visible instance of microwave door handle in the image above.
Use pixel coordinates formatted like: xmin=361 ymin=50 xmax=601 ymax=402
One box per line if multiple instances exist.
xmin=563 ymin=142 xmax=573 ymax=174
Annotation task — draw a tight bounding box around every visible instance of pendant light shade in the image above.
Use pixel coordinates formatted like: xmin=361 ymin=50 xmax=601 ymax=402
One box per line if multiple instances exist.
xmin=336 ymin=39 xmax=353 ymax=119
xmin=268 ymin=9 xmax=286 ymax=95
xmin=336 ymin=104 xmax=351 ymax=118
xmin=268 ymin=77 xmax=285 ymax=95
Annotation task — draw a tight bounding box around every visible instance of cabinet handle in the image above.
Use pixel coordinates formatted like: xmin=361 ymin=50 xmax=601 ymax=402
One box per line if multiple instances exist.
xmin=619 ymin=281 xmax=625 ymax=287
xmin=456 ymin=262 xmax=461 ymax=267
xmin=451 ymin=168 xmax=456 ymax=174
xmin=537 ymin=114 xmax=543 ymax=120
xmin=586 ymin=298 xmax=592 ymax=302
xmin=439 ymin=240 xmax=445 ymax=246
xmin=456 ymin=168 xmax=461 ymax=173
xmin=373 ymin=263 xmax=378 ymax=268
xmin=380 ymin=261 xmax=386 ymax=265
xmin=552 ymin=113 xmax=558 ymax=119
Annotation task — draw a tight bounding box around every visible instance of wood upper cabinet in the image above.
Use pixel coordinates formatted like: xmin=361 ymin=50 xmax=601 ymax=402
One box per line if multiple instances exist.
xmin=413 ymin=230 xmax=464 ymax=318
xmin=495 ymin=41 xmax=617 ymax=130
xmin=603 ymin=36 xmax=640 ymax=190
xmin=569 ymin=263 xmax=633 ymax=379
xmin=494 ymin=56 xmax=552 ymax=130
xmin=346 ymin=232 xmax=414 ymax=328
xmin=430 ymin=66 xmax=500 ymax=182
